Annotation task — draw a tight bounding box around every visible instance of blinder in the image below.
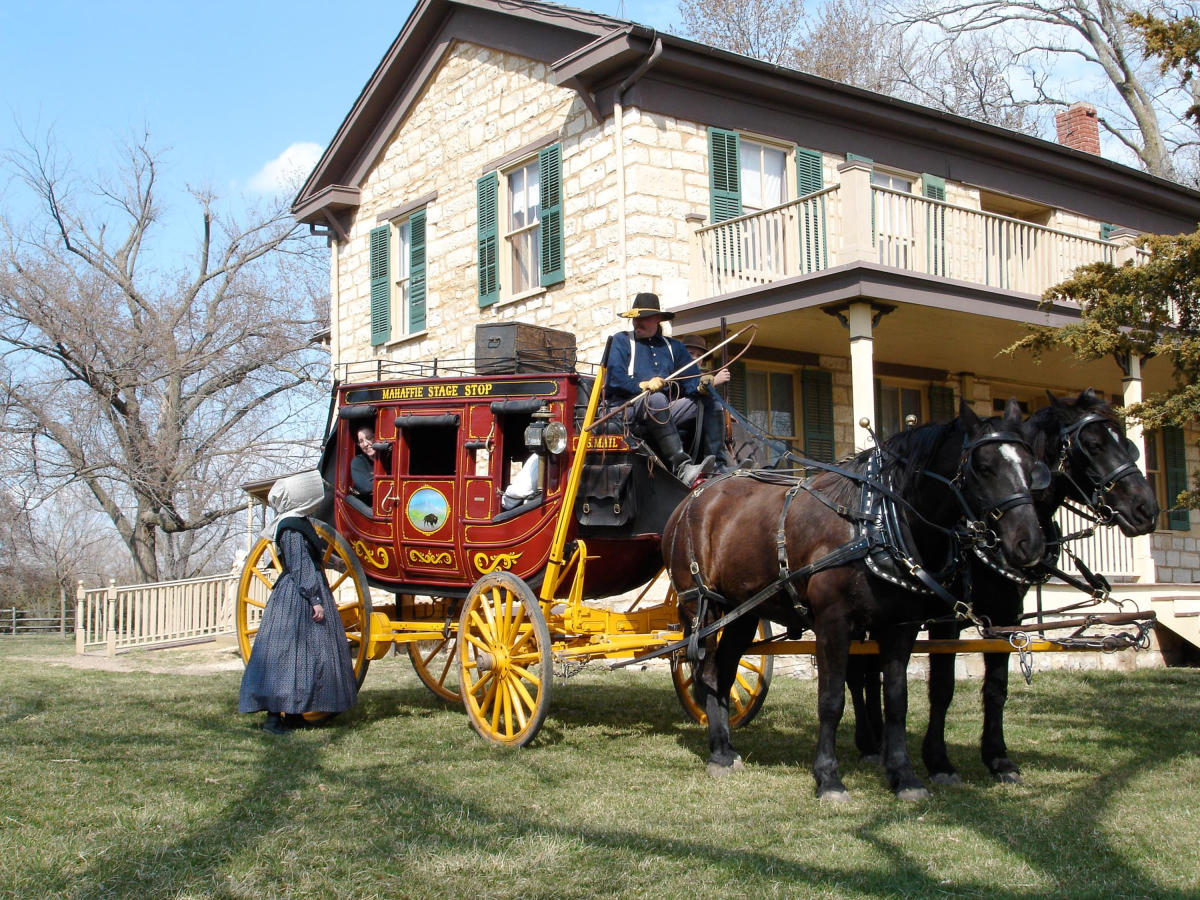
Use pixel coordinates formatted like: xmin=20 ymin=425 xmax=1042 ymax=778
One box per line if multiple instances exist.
xmin=1030 ymin=460 xmax=1051 ymax=492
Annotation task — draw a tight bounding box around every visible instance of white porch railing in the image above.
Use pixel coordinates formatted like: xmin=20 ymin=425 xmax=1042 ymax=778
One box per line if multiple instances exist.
xmin=690 ymin=180 xmax=1132 ymax=300
xmin=75 ymin=573 xmax=237 ymax=655
xmin=1053 ymin=507 xmax=1138 ymax=580
xmin=693 ymin=186 xmax=840 ymax=298
xmin=871 ymin=187 xmax=1118 ymax=294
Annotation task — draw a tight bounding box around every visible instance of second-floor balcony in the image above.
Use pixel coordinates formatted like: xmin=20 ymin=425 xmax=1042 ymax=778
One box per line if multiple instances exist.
xmin=689 ymin=169 xmax=1147 ymax=304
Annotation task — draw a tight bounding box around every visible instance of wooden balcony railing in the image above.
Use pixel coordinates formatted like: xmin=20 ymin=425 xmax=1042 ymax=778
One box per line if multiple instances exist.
xmin=690 ymin=179 xmax=1138 ymax=301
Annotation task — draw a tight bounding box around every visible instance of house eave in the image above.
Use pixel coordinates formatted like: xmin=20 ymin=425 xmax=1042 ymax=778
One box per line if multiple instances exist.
xmin=670 ymin=263 xmax=1084 ymax=334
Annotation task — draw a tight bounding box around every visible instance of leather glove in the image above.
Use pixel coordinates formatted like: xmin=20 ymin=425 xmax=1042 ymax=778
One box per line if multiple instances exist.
xmin=638 ymin=376 xmax=666 ymax=393
xmin=698 ymin=373 xmax=716 ymax=394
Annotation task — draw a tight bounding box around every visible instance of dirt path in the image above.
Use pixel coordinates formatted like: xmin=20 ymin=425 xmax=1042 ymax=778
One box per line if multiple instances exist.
xmin=13 ymin=639 xmax=245 ymax=676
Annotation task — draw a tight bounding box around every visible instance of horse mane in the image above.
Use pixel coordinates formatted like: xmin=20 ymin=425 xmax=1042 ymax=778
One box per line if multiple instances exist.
xmin=810 ymin=420 xmax=958 ymax=509
xmin=1026 ymin=390 xmax=1118 ymax=461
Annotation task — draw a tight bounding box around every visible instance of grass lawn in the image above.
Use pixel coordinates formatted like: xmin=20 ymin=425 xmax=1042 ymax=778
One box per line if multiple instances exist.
xmin=1 ymin=636 xmax=1198 ymax=899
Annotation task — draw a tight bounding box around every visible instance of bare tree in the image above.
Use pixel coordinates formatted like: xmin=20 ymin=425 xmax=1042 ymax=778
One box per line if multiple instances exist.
xmin=676 ymin=0 xmax=1028 ymax=130
xmin=678 ymin=0 xmax=809 ymax=65
xmin=0 ymin=132 xmax=329 ymax=582
xmin=887 ymin=0 xmax=1197 ymax=182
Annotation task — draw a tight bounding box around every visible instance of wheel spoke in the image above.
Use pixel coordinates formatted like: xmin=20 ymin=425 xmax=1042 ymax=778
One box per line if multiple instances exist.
xmin=510 ymin=673 xmax=538 ymax=713
xmin=435 ymin=649 xmax=454 ymax=688
xmin=244 ymin=596 xmax=267 ymax=610
xmin=464 ymin=631 xmax=494 ymax=655
xmin=501 ymin=680 xmax=515 ymax=738
xmin=490 ymin=678 xmax=503 ymax=732
xmin=469 ymin=608 xmax=497 ymax=646
xmin=419 ymin=638 xmax=448 ymax=667
xmin=251 ymin=568 xmax=274 ymax=590
xmin=506 ymin=681 xmax=528 ymax=730
xmin=328 ymin=569 xmax=351 ymax=592
xmin=509 ymin=663 xmax=542 ymax=692
xmin=480 ymin=588 xmax=500 ymax=636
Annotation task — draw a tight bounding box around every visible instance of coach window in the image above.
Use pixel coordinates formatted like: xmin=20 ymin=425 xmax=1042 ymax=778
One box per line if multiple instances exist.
xmin=404 ymin=423 xmax=457 ymax=477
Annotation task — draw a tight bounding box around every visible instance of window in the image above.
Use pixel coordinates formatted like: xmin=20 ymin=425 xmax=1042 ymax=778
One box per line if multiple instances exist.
xmin=739 ymin=140 xmax=787 ymax=213
xmin=477 ymin=143 xmax=563 ymax=307
xmin=876 ymin=383 xmax=922 ymax=440
xmin=729 ymin=364 xmax=834 ymax=462
xmin=368 ymin=210 xmax=426 ymax=346
xmin=507 ymin=159 xmax=541 ymax=294
xmin=1147 ymin=427 xmax=1192 ymax=531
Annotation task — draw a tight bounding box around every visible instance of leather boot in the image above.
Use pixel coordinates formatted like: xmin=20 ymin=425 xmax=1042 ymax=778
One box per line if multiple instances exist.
xmin=645 ymin=416 xmax=691 ymax=471
xmin=262 ymin=712 xmax=289 ymax=735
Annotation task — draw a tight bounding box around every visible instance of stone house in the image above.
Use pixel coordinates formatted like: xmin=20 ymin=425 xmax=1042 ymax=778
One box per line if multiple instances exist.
xmin=291 ymin=0 xmax=1200 ymax=653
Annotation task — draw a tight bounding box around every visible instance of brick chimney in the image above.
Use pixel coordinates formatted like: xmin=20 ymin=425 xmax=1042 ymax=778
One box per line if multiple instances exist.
xmin=1055 ymin=102 xmax=1101 ymax=155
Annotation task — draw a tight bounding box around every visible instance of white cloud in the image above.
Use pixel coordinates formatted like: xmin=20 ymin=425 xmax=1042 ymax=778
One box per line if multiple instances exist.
xmin=248 ymin=142 xmax=323 ymax=195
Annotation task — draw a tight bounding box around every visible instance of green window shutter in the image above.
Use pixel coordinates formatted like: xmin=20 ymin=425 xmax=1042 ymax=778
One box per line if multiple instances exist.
xmin=539 ymin=143 xmax=564 ymax=287
xmin=408 ymin=210 xmax=426 ymax=333
xmin=477 ymin=172 xmax=499 ymax=307
xmin=708 ymin=128 xmax=742 ymax=223
xmin=928 ymin=384 xmax=955 ymax=423
xmin=1100 ymin=223 xmax=1117 ymax=241
xmin=1163 ymin=426 xmax=1191 ymax=530
xmin=369 ymin=224 xmax=391 ymax=346
xmin=920 ymin=174 xmax=946 ymax=201
xmin=922 ymin=174 xmax=947 ymax=277
xmin=802 ymin=369 xmax=834 ymax=462
xmin=846 ymin=152 xmax=873 ymax=165
xmin=796 ymin=147 xmax=826 ymax=272
xmin=727 ymin=361 xmax=747 ymax=415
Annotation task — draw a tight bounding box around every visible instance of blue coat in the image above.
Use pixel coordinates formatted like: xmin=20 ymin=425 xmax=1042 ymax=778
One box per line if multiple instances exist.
xmin=605 ymin=330 xmax=701 ymax=400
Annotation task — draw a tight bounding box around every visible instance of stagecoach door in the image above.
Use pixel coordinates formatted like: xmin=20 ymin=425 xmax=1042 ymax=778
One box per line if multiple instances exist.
xmin=391 ymin=409 xmax=466 ymax=584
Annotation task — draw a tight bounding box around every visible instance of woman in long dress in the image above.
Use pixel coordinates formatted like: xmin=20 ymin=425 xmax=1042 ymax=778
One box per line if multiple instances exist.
xmin=239 ymin=471 xmax=358 ymax=733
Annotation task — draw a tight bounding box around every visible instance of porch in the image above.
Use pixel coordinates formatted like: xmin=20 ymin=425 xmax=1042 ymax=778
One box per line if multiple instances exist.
xmin=689 ymin=160 xmax=1147 ymax=304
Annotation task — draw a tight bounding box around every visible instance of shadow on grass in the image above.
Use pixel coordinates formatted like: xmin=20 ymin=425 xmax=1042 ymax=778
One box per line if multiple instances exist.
xmin=11 ymin=659 xmax=1199 ymax=898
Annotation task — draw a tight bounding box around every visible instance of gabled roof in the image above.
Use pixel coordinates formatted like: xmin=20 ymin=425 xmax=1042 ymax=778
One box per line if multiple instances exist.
xmin=293 ymin=0 xmax=1200 ymax=233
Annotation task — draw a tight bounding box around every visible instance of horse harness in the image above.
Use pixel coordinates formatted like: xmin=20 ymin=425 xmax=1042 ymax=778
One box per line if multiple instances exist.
xmin=617 ymin=425 xmax=1042 ymax=669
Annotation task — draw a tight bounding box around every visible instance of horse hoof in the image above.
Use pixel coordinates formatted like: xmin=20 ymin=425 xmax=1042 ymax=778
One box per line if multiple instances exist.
xmin=993 ymin=770 xmax=1022 ymax=784
xmin=896 ymin=786 xmax=931 ymax=802
xmin=817 ymin=788 xmax=851 ymax=803
xmin=706 ymin=756 xmax=743 ymax=778
xmin=859 ymin=753 xmax=882 ymax=766
xmin=930 ymin=772 xmax=963 ymax=787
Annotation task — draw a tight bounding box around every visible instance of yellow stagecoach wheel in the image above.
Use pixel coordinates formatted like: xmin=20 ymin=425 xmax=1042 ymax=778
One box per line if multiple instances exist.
xmin=407 ymin=598 xmax=462 ymax=703
xmin=670 ymin=618 xmax=773 ymax=730
xmin=236 ymin=519 xmax=374 ymax=724
xmin=457 ymin=572 xmax=551 ymax=747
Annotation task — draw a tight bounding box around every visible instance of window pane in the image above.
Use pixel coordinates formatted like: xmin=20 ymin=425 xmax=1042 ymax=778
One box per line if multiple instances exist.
xmin=762 ymin=147 xmax=784 ymax=208
xmin=769 ymin=371 xmax=794 ymax=436
xmin=878 ymin=386 xmax=900 ymax=439
xmin=901 ymin=388 xmax=921 ymax=424
xmin=746 ymin=370 xmax=769 ymax=432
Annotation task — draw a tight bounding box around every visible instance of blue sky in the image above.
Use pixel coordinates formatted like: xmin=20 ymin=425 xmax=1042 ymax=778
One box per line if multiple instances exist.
xmin=0 ymin=0 xmax=676 ymax=212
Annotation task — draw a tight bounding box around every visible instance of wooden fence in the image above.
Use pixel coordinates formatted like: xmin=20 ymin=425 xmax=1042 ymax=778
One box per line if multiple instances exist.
xmin=76 ymin=573 xmax=237 ymax=656
xmin=0 ymin=608 xmax=75 ymax=636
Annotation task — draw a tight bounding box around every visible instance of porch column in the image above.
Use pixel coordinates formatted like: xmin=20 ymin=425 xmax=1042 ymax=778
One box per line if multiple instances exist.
xmin=1121 ymin=353 xmax=1157 ymax=582
xmin=847 ymin=302 xmax=877 ymax=452
xmin=836 ymin=160 xmax=875 ymax=266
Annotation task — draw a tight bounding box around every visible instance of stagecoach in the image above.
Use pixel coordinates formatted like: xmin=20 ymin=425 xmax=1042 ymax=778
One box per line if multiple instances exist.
xmin=235 ymin=326 xmax=772 ymax=746
xmin=235 ymin=324 xmax=1156 ymax=770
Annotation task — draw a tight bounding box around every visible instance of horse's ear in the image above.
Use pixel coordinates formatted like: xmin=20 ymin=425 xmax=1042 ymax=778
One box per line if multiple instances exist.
xmin=959 ymin=397 xmax=980 ymax=427
xmin=1079 ymin=387 xmax=1099 ymax=407
xmin=1003 ymin=397 xmax=1022 ymax=425
xmin=1046 ymin=389 xmax=1063 ymax=408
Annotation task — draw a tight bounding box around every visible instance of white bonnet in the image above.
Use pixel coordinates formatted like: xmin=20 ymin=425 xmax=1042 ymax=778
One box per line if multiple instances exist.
xmin=261 ymin=471 xmax=330 ymax=541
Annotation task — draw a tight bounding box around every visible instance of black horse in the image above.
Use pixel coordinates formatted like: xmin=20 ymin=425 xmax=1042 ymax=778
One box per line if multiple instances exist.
xmin=849 ymin=389 xmax=1159 ymax=784
xmin=662 ymin=400 xmax=1048 ymax=800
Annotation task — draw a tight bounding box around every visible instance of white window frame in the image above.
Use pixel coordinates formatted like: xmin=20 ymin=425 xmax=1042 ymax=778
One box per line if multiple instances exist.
xmin=389 ymin=217 xmax=413 ymax=340
xmin=501 ymin=157 xmax=542 ymax=300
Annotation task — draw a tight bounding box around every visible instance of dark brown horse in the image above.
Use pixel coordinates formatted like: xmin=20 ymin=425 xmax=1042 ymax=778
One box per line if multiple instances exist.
xmin=849 ymin=389 xmax=1159 ymax=784
xmin=663 ymin=400 xmax=1048 ymax=800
